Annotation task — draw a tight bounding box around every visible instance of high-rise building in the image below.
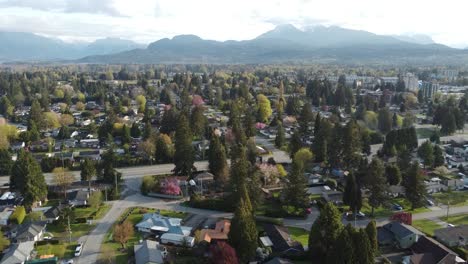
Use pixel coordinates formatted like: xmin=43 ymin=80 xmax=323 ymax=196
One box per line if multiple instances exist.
xmin=402 ymin=73 xmax=419 ymax=92
xmin=421 ymin=81 xmax=439 ymax=99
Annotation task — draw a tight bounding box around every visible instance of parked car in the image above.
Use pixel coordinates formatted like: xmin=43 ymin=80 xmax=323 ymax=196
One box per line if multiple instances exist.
xmin=393 ymin=203 xmax=403 ymax=211
xmin=426 ymin=199 xmax=434 ymax=206
xmin=448 ymin=224 xmax=456 ymax=227
xmin=74 ymin=243 xmax=83 ymax=257
xmin=305 ymin=208 xmax=312 ymax=214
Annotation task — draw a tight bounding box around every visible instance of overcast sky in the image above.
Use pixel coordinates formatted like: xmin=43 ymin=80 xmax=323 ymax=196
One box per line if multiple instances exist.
xmin=0 ymin=0 xmax=467 ymax=48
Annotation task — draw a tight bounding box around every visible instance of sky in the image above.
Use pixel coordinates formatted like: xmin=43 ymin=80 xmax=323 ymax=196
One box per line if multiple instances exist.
xmin=0 ymin=0 xmax=467 ymax=48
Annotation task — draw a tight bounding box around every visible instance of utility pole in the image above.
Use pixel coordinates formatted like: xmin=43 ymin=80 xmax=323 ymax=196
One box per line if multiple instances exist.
xmin=446 ymin=200 xmax=450 ymax=222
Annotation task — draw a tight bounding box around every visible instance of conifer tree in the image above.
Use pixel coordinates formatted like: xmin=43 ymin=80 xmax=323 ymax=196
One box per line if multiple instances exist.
xmin=343 ymin=173 xmax=362 ymax=213
xmin=354 ymin=228 xmax=374 ymax=264
xmin=283 ymin=157 xmax=309 ymax=210
xmin=10 ymin=150 xmax=47 ymax=208
xmin=208 ymin=134 xmax=229 ymax=189
xmin=173 ymin=112 xmax=195 ymax=176
xmin=365 ymin=158 xmax=387 ymax=216
xmin=403 ymin=162 xmax=427 ymax=209
xmin=275 ymin=122 xmax=286 ymax=148
xmin=366 ymin=220 xmax=378 ymax=254
xmin=309 ymin=203 xmax=343 ymax=260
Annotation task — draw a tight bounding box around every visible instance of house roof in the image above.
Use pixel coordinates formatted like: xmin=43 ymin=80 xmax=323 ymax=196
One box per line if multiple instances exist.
xmin=135 ymin=213 xmax=191 ymax=235
xmin=134 ymin=240 xmax=164 ymax=264
xmin=44 ymin=205 xmax=64 ymax=219
xmin=14 ymin=221 xmax=47 ymax=241
xmin=67 ymin=190 xmax=89 ymax=202
xmin=434 ymin=225 xmax=468 ymax=244
xmin=263 ymin=224 xmax=303 ymax=253
xmin=1 ymin=241 xmax=35 ymax=264
xmin=199 ymin=220 xmax=230 ymax=243
xmin=411 ymin=236 xmax=460 ymax=264
xmin=383 ymin=221 xmax=422 ymax=239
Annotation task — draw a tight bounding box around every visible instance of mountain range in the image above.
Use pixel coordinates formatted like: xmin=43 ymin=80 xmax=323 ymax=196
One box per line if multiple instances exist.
xmin=2 ymin=25 xmax=468 ymax=65
xmin=0 ymin=32 xmax=145 ymax=61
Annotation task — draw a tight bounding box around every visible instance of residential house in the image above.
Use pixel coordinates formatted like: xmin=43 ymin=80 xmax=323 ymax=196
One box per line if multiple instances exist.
xmin=0 ymin=241 xmax=35 ymax=264
xmin=134 ymin=240 xmax=167 ymax=264
xmin=199 ymin=220 xmax=230 ymax=243
xmin=29 ymin=140 xmax=51 ymax=152
xmin=11 ymin=221 xmax=47 ymax=243
xmin=378 ymin=221 xmax=422 ymax=249
xmin=434 ymin=225 xmax=468 ymax=247
xmin=261 ymin=224 xmax=304 ymax=255
xmin=0 ymin=207 xmax=13 ymax=225
xmin=43 ymin=205 xmax=64 ymax=223
xmin=321 ymin=190 xmax=344 ymax=205
xmin=404 ymin=236 xmax=465 ymax=264
xmin=135 ymin=213 xmax=192 ymax=236
xmin=11 ymin=142 xmax=25 ymax=152
xmin=77 ymin=150 xmax=101 ymax=161
xmin=67 ymin=190 xmax=89 ymax=207
xmin=79 ymin=139 xmax=100 ymax=148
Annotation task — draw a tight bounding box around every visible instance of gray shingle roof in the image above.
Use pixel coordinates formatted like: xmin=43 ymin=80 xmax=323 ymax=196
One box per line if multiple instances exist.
xmin=134 ymin=240 xmax=164 ymax=264
xmin=0 ymin=241 xmax=34 ymax=264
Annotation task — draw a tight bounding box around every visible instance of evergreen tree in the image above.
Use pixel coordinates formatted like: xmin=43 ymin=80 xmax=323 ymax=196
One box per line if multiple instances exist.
xmin=404 ymin=162 xmax=427 ymax=209
xmin=57 ymin=126 xmax=71 ymax=140
xmin=433 ymin=145 xmax=445 ymax=167
xmin=190 ymin=105 xmax=207 ymax=139
xmin=81 ymin=158 xmax=97 ymax=191
xmin=243 ymin=110 xmax=256 ymax=138
xmin=418 ymin=140 xmax=434 ymax=168
xmin=343 ymin=173 xmax=362 ymax=213
xmin=309 ymin=203 xmax=343 ymax=260
xmin=28 ymin=121 xmax=40 ymax=142
xmin=228 ymin=186 xmax=257 ymax=262
xmin=155 ymin=134 xmax=173 ymax=163
xmin=342 ymin=120 xmax=361 ymax=170
xmin=385 ymin=164 xmax=402 ymax=185
xmin=29 ymin=99 xmax=43 ymax=129
xmin=283 ymin=157 xmax=309 ymax=209
xmin=160 ymin=108 xmax=178 ymax=135
xmin=328 ymin=224 xmax=355 ymax=264
xmin=353 ymin=228 xmax=374 ymax=264
xmin=298 ymin=102 xmax=313 ymax=136
xmin=208 ymin=134 xmax=229 ymax=189
xmin=365 ymin=158 xmax=387 ymax=216
xmin=173 ymin=113 xmax=195 ymax=176
xmin=0 ymin=149 xmax=13 ymax=176
xmin=366 ymin=220 xmax=378 ymax=254
xmin=130 ymin=122 xmax=141 ymax=138
xmin=122 ymin=124 xmax=131 ymax=144
xmin=142 ymin=121 xmax=154 ymax=140
xmin=378 ymin=107 xmax=392 ymax=134
xmin=10 ymin=150 xmax=47 ymax=208
xmin=275 ymin=122 xmax=286 ymax=148
xmin=230 ymin=146 xmax=249 ymax=203
xmin=289 ymin=130 xmax=302 ymax=159
xmin=313 ymin=113 xmax=321 ymax=137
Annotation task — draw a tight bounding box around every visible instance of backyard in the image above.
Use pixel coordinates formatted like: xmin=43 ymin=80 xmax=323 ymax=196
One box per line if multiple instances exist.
xmin=288 ymin=227 xmax=309 ymax=246
xmin=99 ymin=207 xmax=188 ymax=264
xmin=36 ymin=242 xmax=78 ymax=259
xmin=412 ymin=219 xmax=443 ymax=236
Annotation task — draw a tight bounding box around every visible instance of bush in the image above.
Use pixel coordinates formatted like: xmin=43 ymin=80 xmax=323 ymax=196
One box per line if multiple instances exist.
xmin=188 ymin=196 xmax=234 ymax=212
xmin=141 ymin=175 xmax=157 ymax=195
xmin=36 ymin=239 xmax=60 ymax=246
xmin=10 ymin=206 xmax=26 ymax=225
xmin=325 ymin=178 xmax=337 ymax=189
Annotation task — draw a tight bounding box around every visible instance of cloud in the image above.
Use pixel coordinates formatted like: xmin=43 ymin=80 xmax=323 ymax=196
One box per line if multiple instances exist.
xmin=0 ymin=0 xmax=124 ymax=16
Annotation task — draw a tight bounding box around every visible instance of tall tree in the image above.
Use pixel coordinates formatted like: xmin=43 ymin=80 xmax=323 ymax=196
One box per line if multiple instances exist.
xmin=418 ymin=140 xmax=434 ymax=168
xmin=230 ymin=146 xmax=249 ymax=203
xmin=366 ymin=220 xmax=378 ymax=254
xmin=328 ymin=224 xmax=355 ymax=264
xmin=190 ymin=105 xmax=207 ymax=139
xmin=208 ymin=134 xmax=229 ymax=189
xmin=353 ymin=228 xmax=374 ymax=264
xmin=378 ymin=107 xmax=392 ymax=134
xmin=228 ymin=187 xmax=257 ymax=262
xmin=403 ymin=162 xmax=427 ymax=209
xmin=385 ymin=164 xmax=402 ymax=185
xmin=257 ymin=94 xmax=272 ymax=123
xmin=173 ymin=113 xmax=195 ymax=176
xmin=275 ymin=122 xmax=286 ymax=148
xmin=10 ymin=150 xmax=47 ymax=208
xmin=99 ymin=149 xmax=122 ymax=188
xmin=433 ymin=145 xmax=445 ymax=167
xmin=283 ymin=157 xmax=309 ymax=210
xmin=365 ymin=158 xmax=388 ymax=216
xmin=0 ymin=149 xmax=13 ymax=175
xmin=309 ymin=203 xmax=343 ymax=260
xmin=29 ymin=99 xmax=43 ymax=129
xmin=130 ymin=122 xmax=141 ymax=138
xmin=289 ymin=130 xmax=302 ymax=159
xmin=52 ymin=167 xmax=74 ymax=199
xmin=343 ymin=173 xmax=362 ymax=213
xmin=155 ymin=134 xmax=173 ymax=163
xmin=342 ymin=120 xmax=361 ymax=169
xmin=81 ymin=158 xmax=97 ymax=191
xmin=298 ymin=102 xmax=313 ymax=136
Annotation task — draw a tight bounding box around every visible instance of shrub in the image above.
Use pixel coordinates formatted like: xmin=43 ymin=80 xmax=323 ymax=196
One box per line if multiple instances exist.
xmin=10 ymin=206 xmax=26 ymax=225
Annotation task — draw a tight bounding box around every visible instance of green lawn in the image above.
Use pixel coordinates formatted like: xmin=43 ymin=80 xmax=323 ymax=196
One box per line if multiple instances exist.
xmin=433 ymin=191 xmax=468 ymax=207
xmin=99 ymin=207 xmax=187 ymax=264
xmin=46 ymin=205 xmax=110 ymax=240
xmin=447 ymin=213 xmax=468 ymax=225
xmin=416 ymin=127 xmax=436 ymax=139
xmin=412 ymin=219 xmax=443 ymax=236
xmin=36 ymin=242 xmax=77 ymax=259
xmin=361 ymin=198 xmax=430 ymax=218
xmin=288 ymin=227 xmax=309 ymax=246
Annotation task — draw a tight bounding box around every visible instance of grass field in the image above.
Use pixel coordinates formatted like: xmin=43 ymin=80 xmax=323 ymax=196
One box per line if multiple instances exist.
xmin=360 ymin=197 xmax=430 ymax=218
xmin=412 ymin=219 xmax=443 ymax=236
xmin=36 ymin=242 xmax=78 ymax=259
xmin=288 ymin=227 xmax=309 ymax=246
xmin=433 ymin=191 xmax=468 ymax=207
xmin=447 ymin=213 xmax=468 ymax=226
xmin=416 ymin=127 xmax=436 ymax=139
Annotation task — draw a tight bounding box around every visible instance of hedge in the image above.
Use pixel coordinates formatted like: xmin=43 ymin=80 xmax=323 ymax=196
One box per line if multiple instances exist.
xmin=10 ymin=206 xmax=26 ymax=225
